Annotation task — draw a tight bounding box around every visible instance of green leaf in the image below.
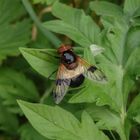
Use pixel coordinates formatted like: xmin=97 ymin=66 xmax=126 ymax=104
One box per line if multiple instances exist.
xmin=90 ymin=1 xmax=123 ymax=17
xmin=0 ymin=0 xmax=31 ymax=62
xmin=133 ymin=115 xmax=140 ymax=123
xmin=44 ymin=20 xmax=92 ymax=47
xmin=125 ymin=48 xmax=140 ymax=76
xmin=20 ymin=48 xmax=59 ymax=80
xmin=0 ymin=98 xmax=18 ymax=134
xmin=0 ymin=0 xmax=25 ymax=24
xmin=68 ymin=79 xmax=118 ymax=111
xmin=126 ymin=27 xmax=140 ymax=49
xmin=125 ymin=27 xmax=140 ymax=67
xmin=0 ymin=69 xmax=39 ymax=113
xmin=19 ymin=123 xmax=48 ymax=140
xmin=32 ymin=0 xmax=57 ymax=5
xmin=22 ymin=0 xmax=61 ymax=48
xmin=123 ymin=75 xmax=134 ymax=106
xmin=85 ymin=105 xmax=126 ymax=140
xmin=132 ymin=18 xmax=140 ymax=26
xmin=97 ymin=16 xmax=137 ymax=111
xmin=80 ymin=111 xmax=109 ymax=140
xmin=92 ymin=11 xmax=140 ymax=126
xmin=30 ymin=30 xmax=52 ymax=49
xmin=102 ymin=17 xmax=129 ymax=65
xmin=68 ymin=48 xmax=119 ymax=112
xmin=124 ymin=0 xmax=140 ymax=17
xmin=18 ymin=100 xmax=109 ymax=140
xmin=127 ymin=93 xmax=140 ymax=124
xmin=44 ymin=1 xmax=100 ymax=47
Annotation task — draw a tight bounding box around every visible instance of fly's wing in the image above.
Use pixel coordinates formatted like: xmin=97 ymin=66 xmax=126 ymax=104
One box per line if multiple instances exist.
xmin=78 ymin=57 xmax=107 ymax=83
xmin=53 ymin=64 xmax=71 ymax=104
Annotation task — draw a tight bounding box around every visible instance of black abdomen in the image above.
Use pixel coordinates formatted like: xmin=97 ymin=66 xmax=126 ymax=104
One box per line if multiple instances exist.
xmin=70 ymin=74 xmax=85 ymax=88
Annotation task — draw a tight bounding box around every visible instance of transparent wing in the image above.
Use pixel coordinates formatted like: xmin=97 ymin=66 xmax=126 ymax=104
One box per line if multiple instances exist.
xmin=53 ymin=64 xmax=71 ymax=104
xmin=78 ymin=57 xmax=107 ymax=83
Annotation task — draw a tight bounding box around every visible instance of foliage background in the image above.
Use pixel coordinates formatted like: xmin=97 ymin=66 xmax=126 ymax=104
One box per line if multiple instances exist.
xmin=0 ymin=0 xmax=140 ymax=140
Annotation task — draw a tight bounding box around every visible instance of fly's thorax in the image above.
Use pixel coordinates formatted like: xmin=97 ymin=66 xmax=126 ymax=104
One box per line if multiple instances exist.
xmin=60 ymin=62 xmax=85 ymax=79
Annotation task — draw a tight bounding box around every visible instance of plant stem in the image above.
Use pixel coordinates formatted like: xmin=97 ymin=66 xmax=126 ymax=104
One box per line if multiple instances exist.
xmin=121 ymin=106 xmax=126 ymax=125
xmin=40 ymin=82 xmax=54 ymax=103
xmin=22 ymin=0 xmax=62 ymax=48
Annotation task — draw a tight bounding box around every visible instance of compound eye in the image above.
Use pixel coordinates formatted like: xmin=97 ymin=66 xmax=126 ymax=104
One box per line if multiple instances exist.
xmin=64 ymin=53 xmax=74 ymax=64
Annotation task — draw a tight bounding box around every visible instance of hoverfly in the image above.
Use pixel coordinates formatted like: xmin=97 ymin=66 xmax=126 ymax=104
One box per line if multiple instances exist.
xmin=53 ymin=44 xmax=107 ymax=104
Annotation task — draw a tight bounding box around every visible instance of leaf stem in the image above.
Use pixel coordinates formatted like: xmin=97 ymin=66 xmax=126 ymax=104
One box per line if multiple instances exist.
xmin=40 ymin=82 xmax=54 ymax=103
xmin=120 ymin=106 xmax=127 ymax=129
xmin=22 ymin=0 xmax=62 ymax=48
